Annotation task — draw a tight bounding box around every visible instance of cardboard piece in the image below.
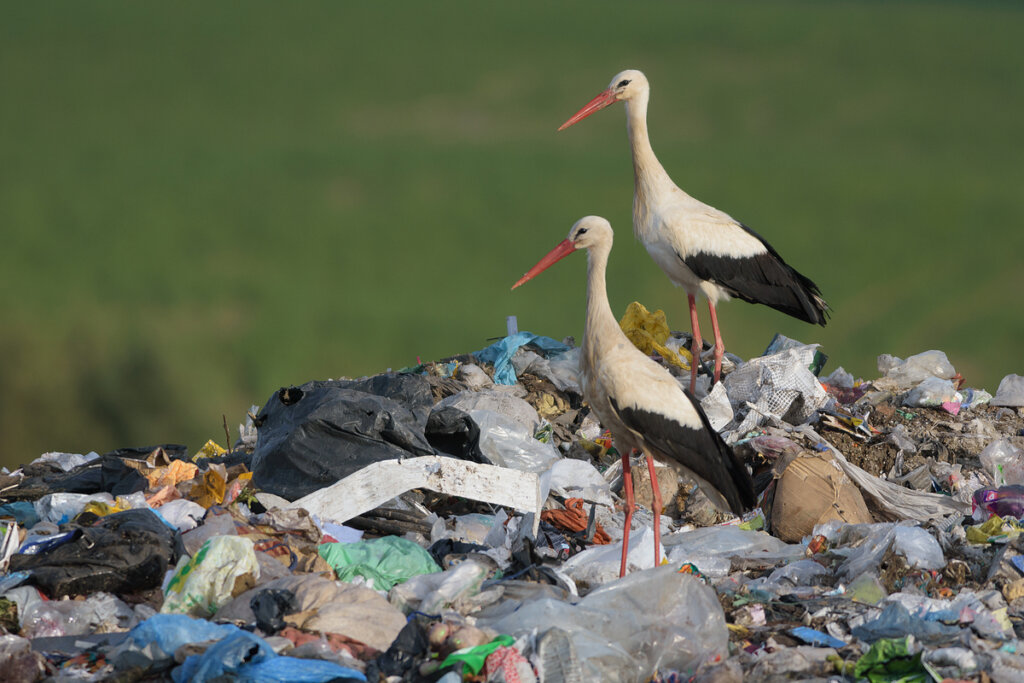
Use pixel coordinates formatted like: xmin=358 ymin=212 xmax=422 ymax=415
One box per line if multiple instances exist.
xmin=772 ymin=451 xmax=873 ymax=542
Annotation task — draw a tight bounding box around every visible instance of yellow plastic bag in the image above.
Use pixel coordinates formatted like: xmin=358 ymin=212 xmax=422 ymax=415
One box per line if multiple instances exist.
xmin=193 ymin=439 xmax=228 ymax=461
xmin=146 ymin=459 xmax=199 ymax=490
xmin=191 ymin=465 xmax=227 ymax=508
xmin=619 ymin=301 xmax=691 ymax=371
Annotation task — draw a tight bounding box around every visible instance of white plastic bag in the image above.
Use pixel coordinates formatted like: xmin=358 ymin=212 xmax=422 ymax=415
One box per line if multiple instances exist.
xmin=477 ymin=566 xmax=727 ymax=681
xmin=993 ymin=374 xmax=1024 ymax=407
xmin=161 ymin=536 xmax=260 ymax=617
xmin=979 ymin=439 xmax=1024 ymax=487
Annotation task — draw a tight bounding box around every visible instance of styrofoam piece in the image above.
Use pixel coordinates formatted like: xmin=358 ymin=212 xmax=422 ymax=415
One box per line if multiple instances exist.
xmin=288 ymin=455 xmax=541 ymax=535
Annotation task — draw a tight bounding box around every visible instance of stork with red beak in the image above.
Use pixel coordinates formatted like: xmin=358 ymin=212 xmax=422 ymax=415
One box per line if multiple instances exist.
xmin=513 ymin=216 xmax=755 ymax=577
xmin=560 ymin=70 xmax=829 ymax=393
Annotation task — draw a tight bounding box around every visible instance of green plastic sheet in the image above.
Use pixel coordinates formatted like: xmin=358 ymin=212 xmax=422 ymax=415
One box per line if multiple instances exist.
xmin=318 ymin=536 xmax=440 ymax=591
xmin=854 ymin=637 xmax=928 ymax=683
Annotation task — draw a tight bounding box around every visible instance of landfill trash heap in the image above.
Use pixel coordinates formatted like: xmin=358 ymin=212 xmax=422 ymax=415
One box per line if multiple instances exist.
xmin=2 ymin=316 xmax=1024 ymax=682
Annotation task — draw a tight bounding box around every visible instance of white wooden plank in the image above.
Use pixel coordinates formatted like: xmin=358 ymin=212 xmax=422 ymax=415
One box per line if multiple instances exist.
xmin=287 ymin=456 xmax=542 ymax=535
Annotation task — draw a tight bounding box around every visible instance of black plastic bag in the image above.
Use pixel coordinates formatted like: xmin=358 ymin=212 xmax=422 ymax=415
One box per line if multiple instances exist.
xmin=250 ymin=373 xmax=438 ymax=500
xmin=425 ymin=406 xmax=485 ymax=463
xmin=9 ymin=508 xmax=182 ymax=598
xmin=250 ymin=588 xmax=298 ymax=634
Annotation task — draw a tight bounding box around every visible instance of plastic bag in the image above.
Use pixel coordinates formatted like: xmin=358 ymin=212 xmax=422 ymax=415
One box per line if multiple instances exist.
xmin=33 ymin=492 xmax=114 ymax=525
xmin=512 ymin=347 xmax=582 ymax=394
xmin=546 ymin=458 xmax=613 ymax=507
xmin=854 ymin=637 xmax=927 ymax=681
xmin=903 ymin=376 xmax=958 ymax=408
xmin=972 ymin=486 xmax=1024 ymax=521
xmin=700 ymin=382 xmax=733 ymax=432
xmin=436 ymin=389 xmax=540 ymax=434
xmin=124 ymin=613 xmax=241 ymax=657
xmin=318 ymin=536 xmax=440 ymax=591
xmin=663 ymin=526 xmax=802 ymax=578
xmin=474 ymin=332 xmax=570 ymax=385
xmin=477 ymin=566 xmax=727 ymax=681
xmin=724 ymin=345 xmax=831 ymax=435
xmin=22 ymin=592 xmax=136 ymax=639
xmin=251 ymin=374 xmax=436 ymax=500
xmin=852 ymin=603 xmax=960 ymax=645
xmin=162 ymin=535 xmax=260 ymax=617
xmin=36 ymin=451 xmax=100 ymax=472
xmin=619 ymin=301 xmax=690 ymax=371
xmin=818 ymin=522 xmax=944 ymax=579
xmin=424 ymin=406 xmax=486 ymax=463
xmin=993 ymin=374 xmax=1024 ymax=407
xmin=0 ymin=634 xmax=46 ymax=682
xmin=468 ymin=409 xmax=560 ymax=474
xmin=156 ymin=498 xmax=207 ymax=531
xmin=389 ymin=557 xmax=491 ymax=614
xmin=878 ymin=350 xmax=956 ymax=387
xmin=455 ymin=363 xmax=493 ymax=391
xmin=561 ymin=524 xmax=663 ymax=588
xmin=979 ymin=439 xmax=1024 ymax=487
xmin=10 ymin=508 xmax=180 ymax=598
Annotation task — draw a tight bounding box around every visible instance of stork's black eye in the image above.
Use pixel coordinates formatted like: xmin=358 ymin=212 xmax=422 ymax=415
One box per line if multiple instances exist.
xmin=617 ymin=79 xmax=631 ymax=88
xmin=577 ymin=228 xmax=588 ymax=236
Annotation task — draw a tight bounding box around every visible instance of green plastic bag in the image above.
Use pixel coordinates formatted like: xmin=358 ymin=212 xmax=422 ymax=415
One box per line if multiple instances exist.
xmin=440 ymin=634 xmax=516 ymax=674
xmin=318 ymin=536 xmax=440 ymax=590
xmin=854 ymin=637 xmax=928 ymax=683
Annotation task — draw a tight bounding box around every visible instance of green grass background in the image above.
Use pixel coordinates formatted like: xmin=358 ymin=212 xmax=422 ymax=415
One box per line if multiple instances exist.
xmin=2 ymin=1 xmax=1022 ymax=469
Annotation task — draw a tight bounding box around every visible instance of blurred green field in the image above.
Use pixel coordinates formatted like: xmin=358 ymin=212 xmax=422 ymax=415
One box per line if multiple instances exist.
xmin=2 ymin=1 xmax=1022 ymax=470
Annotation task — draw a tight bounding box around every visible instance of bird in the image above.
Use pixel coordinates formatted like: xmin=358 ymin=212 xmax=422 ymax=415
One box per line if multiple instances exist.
xmin=513 ymin=216 xmax=755 ymax=577
xmin=559 ymin=69 xmax=828 ymax=394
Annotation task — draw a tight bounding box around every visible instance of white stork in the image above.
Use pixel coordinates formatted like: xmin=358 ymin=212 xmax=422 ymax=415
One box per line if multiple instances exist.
xmin=559 ymin=69 xmax=829 ymax=393
xmin=513 ymin=216 xmax=755 ymax=577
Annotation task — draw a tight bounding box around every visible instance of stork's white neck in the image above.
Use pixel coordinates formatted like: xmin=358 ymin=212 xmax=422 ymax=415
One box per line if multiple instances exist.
xmin=584 ymin=243 xmax=626 ymax=358
xmin=624 ymin=91 xmax=677 ymax=237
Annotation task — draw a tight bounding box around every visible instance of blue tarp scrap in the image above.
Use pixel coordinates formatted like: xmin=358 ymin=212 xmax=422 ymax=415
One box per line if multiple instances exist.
xmin=474 ymin=332 xmax=571 ymax=385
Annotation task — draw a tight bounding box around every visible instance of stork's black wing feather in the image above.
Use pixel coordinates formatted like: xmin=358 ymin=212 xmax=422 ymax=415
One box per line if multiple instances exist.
xmin=609 ymin=395 xmax=755 ymax=515
xmin=682 ymin=222 xmax=829 ymax=326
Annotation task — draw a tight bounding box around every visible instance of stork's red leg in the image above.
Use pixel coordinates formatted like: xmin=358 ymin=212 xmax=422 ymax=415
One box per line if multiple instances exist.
xmin=708 ymin=300 xmax=725 ymax=385
xmin=644 ymin=451 xmax=662 ymax=567
xmin=619 ymin=448 xmax=636 ymax=578
xmin=687 ymin=294 xmax=702 ymax=394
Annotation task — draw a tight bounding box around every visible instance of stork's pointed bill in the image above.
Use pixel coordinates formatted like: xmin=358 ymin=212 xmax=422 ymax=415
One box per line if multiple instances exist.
xmin=512 ymin=239 xmax=576 ymax=289
xmin=558 ymin=89 xmax=617 ymax=131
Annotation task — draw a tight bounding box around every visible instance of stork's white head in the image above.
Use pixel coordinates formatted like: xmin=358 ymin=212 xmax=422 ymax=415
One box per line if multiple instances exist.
xmin=605 ymin=69 xmax=648 ymax=103
xmin=567 ymin=215 xmax=613 ymax=251
xmin=512 ymin=216 xmax=613 ymax=290
xmin=559 ymin=69 xmax=649 ymax=131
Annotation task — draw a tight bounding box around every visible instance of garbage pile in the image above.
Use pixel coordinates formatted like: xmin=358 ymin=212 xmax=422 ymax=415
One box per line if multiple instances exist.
xmin=3 ymin=311 xmax=1024 ymax=682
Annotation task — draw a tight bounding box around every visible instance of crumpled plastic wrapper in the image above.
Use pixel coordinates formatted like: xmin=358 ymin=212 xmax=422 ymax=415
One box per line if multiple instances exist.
xmin=723 ymin=345 xmax=831 ymax=438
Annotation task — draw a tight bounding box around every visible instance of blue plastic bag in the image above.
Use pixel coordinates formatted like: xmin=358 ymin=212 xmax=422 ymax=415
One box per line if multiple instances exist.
xmin=475 ymin=332 xmax=570 ymax=385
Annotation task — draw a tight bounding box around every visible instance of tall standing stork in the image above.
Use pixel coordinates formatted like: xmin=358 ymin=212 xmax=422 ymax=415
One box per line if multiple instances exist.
xmin=513 ymin=216 xmax=755 ymax=577
xmin=559 ymin=69 xmax=829 ymax=393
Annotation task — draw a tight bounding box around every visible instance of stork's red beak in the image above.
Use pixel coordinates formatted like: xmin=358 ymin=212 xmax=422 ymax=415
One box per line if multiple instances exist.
xmin=512 ymin=239 xmax=576 ymax=289
xmin=558 ymin=89 xmax=617 ymax=131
